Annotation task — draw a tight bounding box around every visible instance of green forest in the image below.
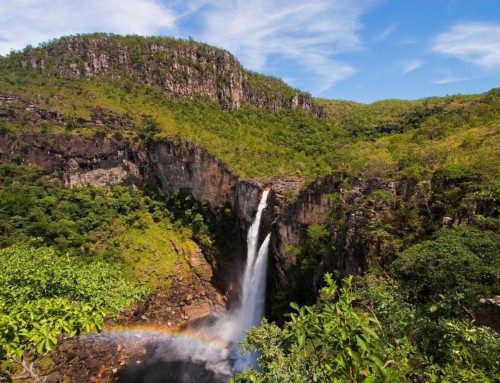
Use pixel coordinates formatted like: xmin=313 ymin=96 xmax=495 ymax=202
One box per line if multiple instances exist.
xmin=0 ymin=164 xmax=217 ymax=379
xmin=0 ymin=34 xmax=498 ymax=382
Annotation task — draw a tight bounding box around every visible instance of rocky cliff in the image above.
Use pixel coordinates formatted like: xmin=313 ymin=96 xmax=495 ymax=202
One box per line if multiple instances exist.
xmin=1 ymin=129 xmax=497 ymax=325
xmin=271 ymin=176 xmax=419 ymax=285
xmin=0 ymin=132 xmax=262 ymax=224
xmin=2 ymin=34 xmax=322 ymax=114
xmin=3 ymin=130 xmax=490 ymax=297
xmin=1 ymin=91 xmax=496 ymax=309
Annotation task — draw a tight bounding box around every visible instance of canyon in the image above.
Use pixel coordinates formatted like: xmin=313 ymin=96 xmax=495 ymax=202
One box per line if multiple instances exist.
xmin=1 ymin=33 xmax=498 ymax=382
xmin=0 ymin=32 xmax=494 ymax=315
xmin=0 ymin=131 xmax=482 ymax=295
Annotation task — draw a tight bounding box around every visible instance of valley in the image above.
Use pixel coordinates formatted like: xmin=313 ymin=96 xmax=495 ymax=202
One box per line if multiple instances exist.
xmin=0 ymin=34 xmax=498 ymax=382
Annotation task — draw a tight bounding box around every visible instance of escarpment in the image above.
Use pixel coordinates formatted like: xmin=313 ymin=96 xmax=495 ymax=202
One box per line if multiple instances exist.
xmin=2 ymin=34 xmax=322 ymax=114
xmin=1 ymin=130 xmax=494 ymax=304
xmin=0 ymin=132 xmax=358 ymax=282
xmin=0 ymin=34 xmax=497 ymax=317
xmin=0 ymin=79 xmax=496 ymax=298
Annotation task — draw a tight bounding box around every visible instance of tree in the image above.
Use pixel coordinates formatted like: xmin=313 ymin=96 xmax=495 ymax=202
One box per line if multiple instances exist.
xmin=0 ymin=244 xmax=146 ymax=380
xmin=392 ymin=227 xmax=499 ymax=312
xmin=233 ymin=276 xmax=409 ymax=383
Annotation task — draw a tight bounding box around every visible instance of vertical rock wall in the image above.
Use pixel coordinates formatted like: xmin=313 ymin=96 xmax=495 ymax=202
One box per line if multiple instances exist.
xmin=5 ymin=34 xmax=322 ymax=114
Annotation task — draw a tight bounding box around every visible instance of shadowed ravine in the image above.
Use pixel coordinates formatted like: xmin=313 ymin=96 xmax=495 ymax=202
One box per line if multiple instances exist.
xmin=116 ymin=190 xmax=271 ymax=382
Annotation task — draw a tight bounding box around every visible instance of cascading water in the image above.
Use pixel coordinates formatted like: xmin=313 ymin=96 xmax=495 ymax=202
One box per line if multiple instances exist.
xmin=230 ymin=189 xmax=271 ymax=371
xmin=115 ymin=190 xmax=272 ymax=382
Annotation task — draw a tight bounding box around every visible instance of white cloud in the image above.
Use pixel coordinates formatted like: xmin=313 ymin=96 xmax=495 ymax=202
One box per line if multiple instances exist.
xmin=434 ymin=76 xmax=473 ymax=85
xmin=0 ymin=0 xmax=176 ymax=55
xmin=432 ymin=22 xmax=500 ymax=68
xmin=401 ymin=59 xmax=424 ymax=74
xmin=194 ymin=0 xmax=375 ymax=93
xmin=373 ymin=23 xmax=397 ymax=42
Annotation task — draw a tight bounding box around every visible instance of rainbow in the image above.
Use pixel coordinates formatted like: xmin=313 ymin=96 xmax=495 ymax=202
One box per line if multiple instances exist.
xmin=86 ymin=323 xmax=230 ymax=354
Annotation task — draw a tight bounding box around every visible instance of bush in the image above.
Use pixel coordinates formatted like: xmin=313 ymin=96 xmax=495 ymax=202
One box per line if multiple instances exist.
xmin=0 ymin=244 xmax=146 ymax=367
xmin=392 ymin=227 xmax=499 ymax=311
xmin=234 ymin=276 xmax=408 ymax=383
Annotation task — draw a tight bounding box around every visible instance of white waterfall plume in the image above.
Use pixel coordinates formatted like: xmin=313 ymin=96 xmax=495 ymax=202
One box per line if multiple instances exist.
xmin=94 ymin=190 xmax=273 ymax=382
xmin=229 ymin=189 xmax=271 ymax=372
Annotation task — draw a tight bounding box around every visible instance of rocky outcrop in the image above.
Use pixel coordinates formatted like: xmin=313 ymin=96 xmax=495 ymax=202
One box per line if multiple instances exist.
xmin=146 ymin=139 xmax=238 ymax=210
xmin=3 ymin=34 xmax=322 ymax=114
xmin=0 ymin=133 xmax=142 ymax=186
xmin=1 ymin=132 xmax=494 ymax=304
xmin=0 ymin=133 xmax=263 ymax=225
xmin=0 ymin=132 xmax=399 ymax=292
xmin=477 ymin=296 xmax=500 ymax=331
xmin=268 ymin=176 xmax=425 ymax=288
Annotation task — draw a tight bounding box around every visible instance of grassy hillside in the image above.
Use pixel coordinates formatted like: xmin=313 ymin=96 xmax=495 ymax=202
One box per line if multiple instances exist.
xmin=0 ymin=63 xmax=498 ymax=181
xmin=0 ymin=164 xmax=208 ymax=289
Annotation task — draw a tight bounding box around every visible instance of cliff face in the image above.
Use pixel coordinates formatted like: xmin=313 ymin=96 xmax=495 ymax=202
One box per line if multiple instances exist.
xmin=0 ymin=131 xmax=417 ymax=295
xmin=0 ymin=133 xmax=141 ymax=186
xmin=0 ymin=133 xmax=493 ymax=298
xmin=3 ymin=34 xmax=322 ymax=114
xmin=144 ymin=139 xmax=264 ymax=227
xmin=0 ymin=133 xmax=262 ymax=229
xmin=271 ymin=176 xmax=419 ymax=284
xmin=146 ymin=139 xmax=238 ymax=210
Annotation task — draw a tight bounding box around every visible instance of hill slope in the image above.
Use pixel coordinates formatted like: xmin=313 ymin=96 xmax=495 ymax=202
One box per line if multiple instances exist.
xmin=0 ymin=33 xmax=499 ymax=383
xmin=1 ymin=33 xmax=321 ymax=114
xmin=0 ymin=67 xmax=498 ymax=180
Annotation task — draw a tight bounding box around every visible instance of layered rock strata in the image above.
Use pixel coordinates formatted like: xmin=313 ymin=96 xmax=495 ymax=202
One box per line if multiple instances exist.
xmin=3 ymin=34 xmax=322 ymax=114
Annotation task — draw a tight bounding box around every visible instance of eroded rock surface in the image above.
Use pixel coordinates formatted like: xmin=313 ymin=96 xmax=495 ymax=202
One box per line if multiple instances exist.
xmin=3 ymin=34 xmax=322 ymax=115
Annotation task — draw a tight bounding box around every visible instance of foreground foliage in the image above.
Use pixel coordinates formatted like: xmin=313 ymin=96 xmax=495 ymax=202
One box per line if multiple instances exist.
xmin=235 ymin=276 xmax=408 ymax=383
xmin=234 ymin=274 xmax=499 ymax=383
xmin=0 ymin=244 xmax=146 ymax=377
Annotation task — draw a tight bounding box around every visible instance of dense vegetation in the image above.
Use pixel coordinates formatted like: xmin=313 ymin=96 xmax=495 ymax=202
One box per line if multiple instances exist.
xmin=0 ymin=244 xmax=145 ymax=361
xmin=270 ymin=170 xmax=498 ymax=313
xmin=0 ymin=164 xmax=211 ymax=286
xmin=235 ymin=228 xmax=500 ymax=382
xmin=0 ymin=164 xmax=213 ymax=379
xmin=0 ymin=35 xmax=498 ymax=382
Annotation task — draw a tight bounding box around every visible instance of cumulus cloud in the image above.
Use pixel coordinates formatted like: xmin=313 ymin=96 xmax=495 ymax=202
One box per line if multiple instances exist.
xmin=432 ymin=22 xmax=500 ymax=68
xmin=195 ymin=0 xmax=373 ymax=94
xmin=0 ymin=0 xmax=176 ymax=54
xmin=401 ymin=59 xmax=424 ymax=74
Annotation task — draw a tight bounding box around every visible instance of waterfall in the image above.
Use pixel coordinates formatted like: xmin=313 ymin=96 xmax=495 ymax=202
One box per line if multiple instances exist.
xmin=230 ymin=189 xmax=271 ymax=372
xmin=240 ymin=189 xmax=270 ymax=322
xmin=124 ymin=189 xmax=272 ymax=381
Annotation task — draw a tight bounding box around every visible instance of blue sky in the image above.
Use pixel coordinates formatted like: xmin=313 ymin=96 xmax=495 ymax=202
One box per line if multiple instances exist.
xmin=1 ymin=0 xmax=500 ymax=103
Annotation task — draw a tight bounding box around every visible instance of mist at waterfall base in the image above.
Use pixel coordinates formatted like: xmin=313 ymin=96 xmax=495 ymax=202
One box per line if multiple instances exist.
xmin=118 ymin=190 xmax=271 ymax=383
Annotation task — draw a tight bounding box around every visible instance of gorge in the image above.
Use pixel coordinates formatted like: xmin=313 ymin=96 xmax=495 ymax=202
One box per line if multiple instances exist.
xmin=115 ymin=189 xmax=271 ymax=382
xmin=0 ymin=34 xmax=498 ymax=382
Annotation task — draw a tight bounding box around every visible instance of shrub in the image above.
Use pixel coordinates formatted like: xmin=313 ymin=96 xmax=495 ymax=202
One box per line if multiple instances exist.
xmin=0 ymin=244 xmax=146 ymax=373
xmin=392 ymin=227 xmax=499 ymax=311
